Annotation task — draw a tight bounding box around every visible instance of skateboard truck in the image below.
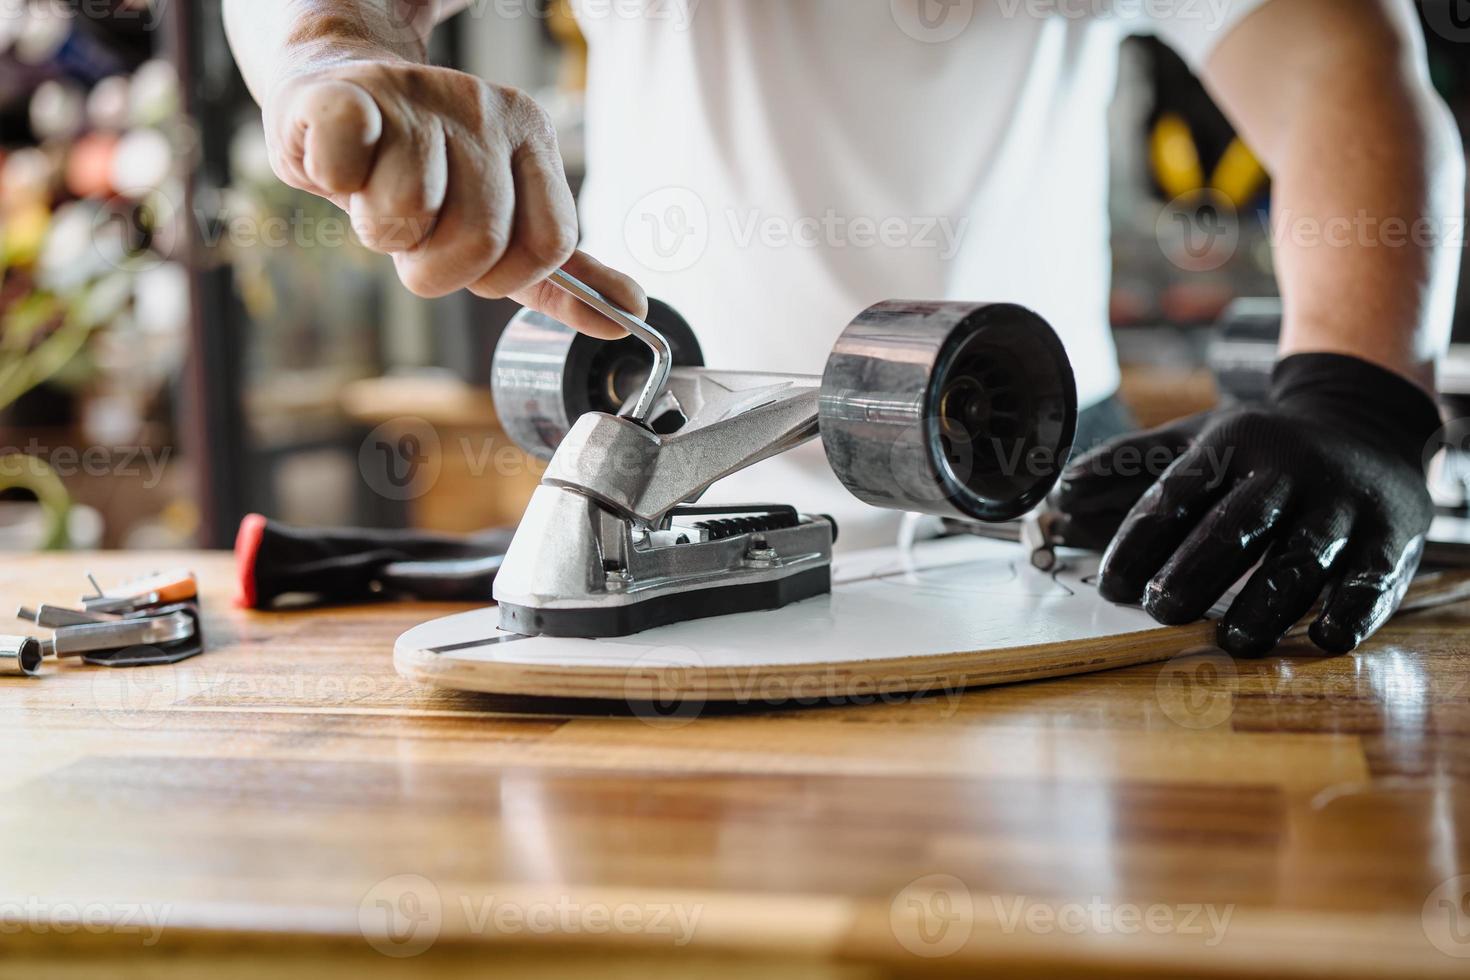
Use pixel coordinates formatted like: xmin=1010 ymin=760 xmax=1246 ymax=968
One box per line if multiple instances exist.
xmin=491 ymin=271 xmax=1079 ymax=638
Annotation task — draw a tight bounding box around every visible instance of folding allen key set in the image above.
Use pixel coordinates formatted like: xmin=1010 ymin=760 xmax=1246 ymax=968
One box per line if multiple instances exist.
xmin=1 ymin=568 xmax=205 ymax=677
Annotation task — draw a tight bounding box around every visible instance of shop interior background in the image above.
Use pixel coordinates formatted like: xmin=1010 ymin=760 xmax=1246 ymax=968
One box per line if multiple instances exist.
xmin=3 ymin=0 xmax=1468 ymax=552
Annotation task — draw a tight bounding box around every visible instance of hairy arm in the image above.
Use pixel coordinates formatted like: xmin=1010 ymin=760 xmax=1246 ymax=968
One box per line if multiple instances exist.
xmin=1201 ymin=0 xmax=1464 ymax=391
xmin=224 ymin=1 xmax=442 ymax=103
xmin=222 ymin=0 xmax=644 ymax=337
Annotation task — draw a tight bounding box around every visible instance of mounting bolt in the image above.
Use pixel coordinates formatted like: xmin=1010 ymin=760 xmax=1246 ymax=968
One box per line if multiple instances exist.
xmin=604 ymin=567 xmax=633 ymax=591
xmin=744 ymin=545 xmax=778 ymax=567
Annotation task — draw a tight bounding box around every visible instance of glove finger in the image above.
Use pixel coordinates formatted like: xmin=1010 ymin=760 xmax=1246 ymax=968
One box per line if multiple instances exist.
xmin=1141 ymin=471 xmax=1293 ymax=626
xmin=1308 ymin=530 xmax=1427 ymax=654
xmin=1216 ymin=498 xmax=1356 ymax=656
xmin=1056 ymin=420 xmax=1199 ymax=513
xmin=1096 ymin=442 xmax=1234 ymax=605
xmin=1051 ymin=419 xmax=1200 ymax=549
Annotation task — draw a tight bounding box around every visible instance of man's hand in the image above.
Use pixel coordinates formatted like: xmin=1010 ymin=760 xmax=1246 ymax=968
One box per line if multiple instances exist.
xmin=1055 ymin=0 xmax=1462 ymax=657
xmin=225 ymin=2 xmax=643 ymax=338
xmin=1053 ymin=354 xmax=1442 ymax=656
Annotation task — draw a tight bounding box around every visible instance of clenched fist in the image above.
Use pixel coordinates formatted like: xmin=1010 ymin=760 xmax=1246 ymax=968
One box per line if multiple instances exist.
xmin=263 ymin=59 xmax=644 ymax=339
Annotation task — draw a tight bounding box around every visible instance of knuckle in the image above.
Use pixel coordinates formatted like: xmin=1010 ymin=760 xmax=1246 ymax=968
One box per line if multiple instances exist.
xmin=385 ymin=184 xmax=434 ymax=223
xmin=465 ymin=224 xmax=511 ymax=266
xmin=505 ymin=88 xmax=557 ymax=144
xmin=525 ymin=222 xmax=577 ymax=268
xmin=356 ymin=215 xmax=415 ymax=252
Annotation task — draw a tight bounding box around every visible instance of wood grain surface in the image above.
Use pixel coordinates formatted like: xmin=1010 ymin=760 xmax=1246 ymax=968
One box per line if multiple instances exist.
xmin=2 ymin=552 xmax=1469 ymax=978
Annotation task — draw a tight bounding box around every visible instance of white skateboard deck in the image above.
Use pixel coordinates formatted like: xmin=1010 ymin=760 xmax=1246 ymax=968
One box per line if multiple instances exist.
xmin=394 ymin=534 xmax=1470 ymax=703
xmin=393 ymin=536 xmax=1235 ymax=702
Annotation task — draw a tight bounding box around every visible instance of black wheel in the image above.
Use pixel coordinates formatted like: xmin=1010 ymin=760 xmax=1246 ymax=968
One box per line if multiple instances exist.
xmin=491 ymin=298 xmax=703 ymax=460
xmin=818 ymin=300 xmax=1077 ymax=523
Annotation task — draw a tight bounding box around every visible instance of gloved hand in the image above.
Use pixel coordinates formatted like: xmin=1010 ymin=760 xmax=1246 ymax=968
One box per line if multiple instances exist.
xmin=1052 ymin=353 xmax=1443 ymax=655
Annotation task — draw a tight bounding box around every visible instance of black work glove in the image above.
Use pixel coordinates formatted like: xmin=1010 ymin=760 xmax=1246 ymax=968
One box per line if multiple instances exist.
xmin=1052 ymin=353 xmax=1442 ymax=656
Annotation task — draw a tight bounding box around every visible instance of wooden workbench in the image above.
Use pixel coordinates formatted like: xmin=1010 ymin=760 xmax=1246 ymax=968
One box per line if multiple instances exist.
xmin=2 ymin=552 xmax=1468 ymax=978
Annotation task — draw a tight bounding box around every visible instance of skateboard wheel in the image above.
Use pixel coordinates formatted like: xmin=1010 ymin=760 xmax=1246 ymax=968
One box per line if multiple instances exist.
xmin=491 ymin=298 xmax=703 ymax=460
xmin=819 ymin=300 xmax=1077 ymax=523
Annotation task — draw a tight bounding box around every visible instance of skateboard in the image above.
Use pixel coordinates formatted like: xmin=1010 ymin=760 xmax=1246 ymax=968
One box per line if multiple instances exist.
xmin=393 ymin=533 xmax=1470 ymax=703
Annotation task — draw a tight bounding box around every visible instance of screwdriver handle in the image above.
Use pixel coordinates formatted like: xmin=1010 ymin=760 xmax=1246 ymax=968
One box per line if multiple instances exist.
xmin=235 ymin=514 xmax=512 ymax=608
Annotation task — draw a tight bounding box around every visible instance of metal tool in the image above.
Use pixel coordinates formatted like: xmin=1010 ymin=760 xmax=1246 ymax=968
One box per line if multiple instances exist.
xmin=940 ymin=508 xmax=1070 ymax=572
xmin=0 ymin=636 xmax=44 ymax=677
xmin=8 ymin=568 xmax=209 ymax=674
xmin=546 ymin=267 xmax=672 ymax=422
xmin=44 ymin=609 xmax=195 ymax=659
xmin=78 ymin=603 xmax=205 ymax=667
xmin=1020 ymin=510 xmax=1066 ymax=572
xmin=491 ymin=294 xmax=1079 ymax=638
xmin=16 ymin=604 xmax=117 ymax=628
xmin=79 ymin=568 xmax=197 ymax=614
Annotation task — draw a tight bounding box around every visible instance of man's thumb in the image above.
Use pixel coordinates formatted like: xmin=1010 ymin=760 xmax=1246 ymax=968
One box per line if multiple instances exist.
xmin=289 ymin=79 xmax=383 ymax=195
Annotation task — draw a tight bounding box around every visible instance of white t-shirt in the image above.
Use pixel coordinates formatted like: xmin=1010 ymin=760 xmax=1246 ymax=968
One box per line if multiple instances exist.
xmin=573 ymin=0 xmax=1269 ymax=546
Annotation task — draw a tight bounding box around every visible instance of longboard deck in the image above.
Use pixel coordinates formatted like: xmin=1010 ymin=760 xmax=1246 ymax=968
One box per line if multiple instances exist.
xmin=400 ymin=535 xmax=1466 ymax=704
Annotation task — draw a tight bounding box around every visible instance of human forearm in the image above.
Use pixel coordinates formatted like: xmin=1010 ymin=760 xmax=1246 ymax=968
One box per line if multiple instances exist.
xmin=220 ymin=0 xmax=645 ymax=336
xmin=1205 ymin=0 xmax=1463 ymax=393
xmin=224 ymin=1 xmax=441 ymax=105
xmin=1052 ymin=0 xmax=1458 ymax=655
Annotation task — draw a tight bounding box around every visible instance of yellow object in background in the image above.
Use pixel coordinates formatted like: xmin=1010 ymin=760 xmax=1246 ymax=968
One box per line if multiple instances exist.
xmin=548 ymin=0 xmax=589 ymax=93
xmin=3 ymin=203 xmax=51 ymax=267
xmin=1149 ymin=111 xmax=1267 ymax=208
xmin=1211 ymin=137 xmax=1269 ymax=209
xmin=1150 ymin=112 xmax=1205 ymax=202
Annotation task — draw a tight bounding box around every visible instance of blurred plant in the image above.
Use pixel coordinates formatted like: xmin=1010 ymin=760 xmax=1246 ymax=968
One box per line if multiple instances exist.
xmin=0 ymin=249 xmax=133 ymax=548
xmin=0 ymin=41 xmax=188 ymax=549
